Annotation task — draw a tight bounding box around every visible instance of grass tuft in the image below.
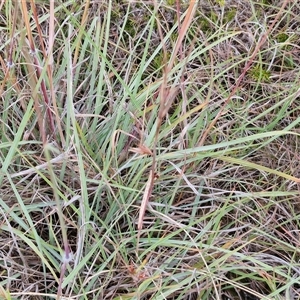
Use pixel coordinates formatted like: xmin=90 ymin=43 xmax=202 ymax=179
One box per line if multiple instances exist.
xmin=1 ymin=1 xmax=300 ymax=299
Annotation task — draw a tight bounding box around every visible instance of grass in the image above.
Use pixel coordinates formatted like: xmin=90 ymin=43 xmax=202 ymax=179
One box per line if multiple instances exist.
xmin=1 ymin=0 xmax=300 ymax=299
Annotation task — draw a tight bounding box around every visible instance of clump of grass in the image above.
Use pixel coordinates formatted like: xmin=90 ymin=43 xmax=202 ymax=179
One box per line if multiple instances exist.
xmin=1 ymin=0 xmax=300 ymax=299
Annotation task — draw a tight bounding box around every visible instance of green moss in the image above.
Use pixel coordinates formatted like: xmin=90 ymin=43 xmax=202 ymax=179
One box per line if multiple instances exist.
xmin=223 ymin=9 xmax=236 ymax=23
xmin=152 ymin=52 xmax=170 ymax=70
xmin=215 ymin=0 xmax=225 ymax=6
xmin=166 ymin=0 xmax=176 ymax=5
xmin=249 ymin=65 xmax=271 ymax=82
xmin=260 ymin=0 xmax=273 ymax=4
xmin=124 ymin=18 xmax=138 ymax=36
xmin=111 ymin=4 xmax=122 ymax=20
xmin=196 ymin=11 xmax=218 ymax=33
xmin=276 ymin=32 xmax=289 ymax=43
